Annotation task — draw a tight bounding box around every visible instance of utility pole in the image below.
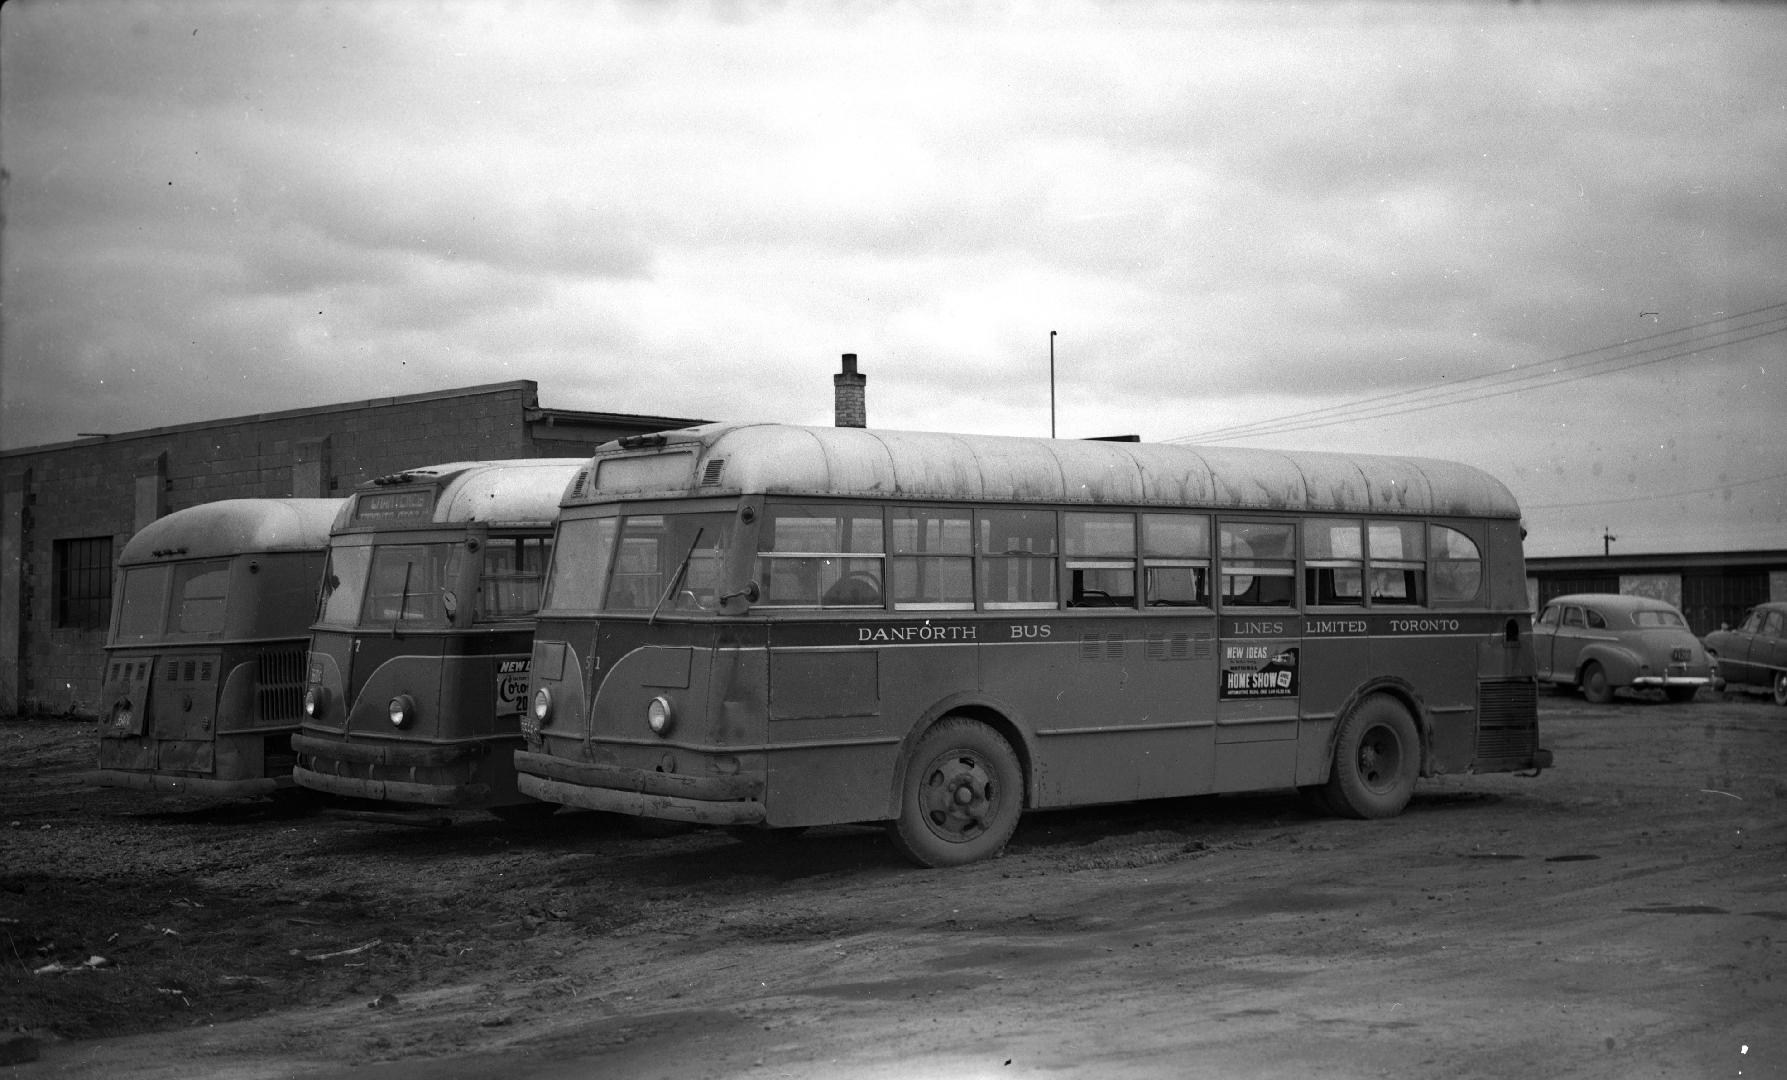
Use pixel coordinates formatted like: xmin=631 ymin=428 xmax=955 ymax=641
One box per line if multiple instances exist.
xmin=1049 ymin=330 xmax=1057 ymax=439
xmin=1603 ymin=528 xmax=1617 ymax=557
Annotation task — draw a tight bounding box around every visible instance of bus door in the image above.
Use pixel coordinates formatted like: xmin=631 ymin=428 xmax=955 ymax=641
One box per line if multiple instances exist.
xmin=1214 ymin=521 xmax=1301 ymax=790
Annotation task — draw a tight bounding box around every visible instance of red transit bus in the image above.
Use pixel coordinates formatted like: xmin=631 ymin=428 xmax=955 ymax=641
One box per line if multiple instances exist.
xmin=291 ymin=460 xmax=583 ymax=819
xmin=90 ymin=498 xmax=343 ymax=798
xmin=514 ymin=424 xmax=1550 ymax=865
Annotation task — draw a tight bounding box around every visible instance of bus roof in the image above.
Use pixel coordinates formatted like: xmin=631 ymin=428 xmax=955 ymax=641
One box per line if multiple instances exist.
xmin=337 ymin=459 xmax=587 ymax=531
xmin=573 ymin=423 xmax=1522 ymax=519
xmin=120 ymin=499 xmax=345 ymax=564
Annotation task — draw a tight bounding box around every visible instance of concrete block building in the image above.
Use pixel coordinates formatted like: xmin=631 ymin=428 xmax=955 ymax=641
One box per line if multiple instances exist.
xmin=1 ymin=380 xmax=702 ymax=717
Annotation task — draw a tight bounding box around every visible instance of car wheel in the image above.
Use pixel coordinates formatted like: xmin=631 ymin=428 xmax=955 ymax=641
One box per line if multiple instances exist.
xmin=1774 ymin=672 xmax=1787 ymax=708
xmin=1320 ymin=695 xmax=1419 ymax=819
xmin=1581 ymin=661 xmax=1614 ymax=704
xmin=887 ymin=716 xmax=1022 ymax=868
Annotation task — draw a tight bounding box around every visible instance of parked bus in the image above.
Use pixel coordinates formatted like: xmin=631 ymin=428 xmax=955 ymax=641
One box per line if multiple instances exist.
xmin=291 ymin=459 xmax=584 ymax=819
xmin=514 ymin=424 xmax=1550 ymax=866
xmin=90 ymin=498 xmax=343 ymax=798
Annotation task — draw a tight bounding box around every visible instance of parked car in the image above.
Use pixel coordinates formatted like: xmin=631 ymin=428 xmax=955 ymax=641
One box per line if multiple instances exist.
xmin=1703 ymin=601 xmax=1787 ymax=706
xmin=1533 ymin=593 xmax=1713 ymax=704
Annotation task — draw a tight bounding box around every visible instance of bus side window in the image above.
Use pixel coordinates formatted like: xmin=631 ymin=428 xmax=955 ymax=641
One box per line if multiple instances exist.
xmin=482 ymin=536 xmax=551 ymax=620
xmin=1304 ymin=520 xmax=1363 ymax=607
xmin=1429 ymin=525 xmax=1483 ymax=603
xmin=1219 ymin=522 xmax=1297 ymax=609
xmin=890 ymin=508 xmax=973 ymax=610
xmin=1141 ymin=513 xmax=1210 ymax=607
xmin=757 ymin=503 xmax=885 ymax=609
xmin=1368 ymin=521 xmax=1426 ymax=606
xmin=979 ymin=509 xmax=1058 ymax=610
xmin=1063 ymin=512 xmax=1133 ymax=609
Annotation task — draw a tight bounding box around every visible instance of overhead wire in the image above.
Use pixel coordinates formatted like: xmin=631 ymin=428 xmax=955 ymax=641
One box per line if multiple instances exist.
xmin=1168 ymin=301 xmax=1787 ymax=445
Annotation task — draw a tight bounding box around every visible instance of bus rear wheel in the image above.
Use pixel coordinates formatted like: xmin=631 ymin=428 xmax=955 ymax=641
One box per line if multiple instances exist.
xmin=1322 ymin=695 xmax=1419 ymax=820
xmin=888 ymin=717 xmax=1022 ymax=868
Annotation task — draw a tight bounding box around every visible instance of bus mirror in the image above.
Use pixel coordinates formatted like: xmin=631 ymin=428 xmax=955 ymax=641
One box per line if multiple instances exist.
xmin=718 ymin=581 xmax=759 ymax=613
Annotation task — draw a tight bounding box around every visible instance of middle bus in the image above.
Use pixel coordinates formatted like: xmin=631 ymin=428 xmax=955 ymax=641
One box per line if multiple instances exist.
xmin=292 ymin=458 xmax=585 ymax=820
xmin=515 ymin=423 xmax=1547 ymax=865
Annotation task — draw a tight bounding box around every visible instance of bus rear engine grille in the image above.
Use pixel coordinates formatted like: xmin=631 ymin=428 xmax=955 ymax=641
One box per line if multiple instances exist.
xmin=257 ymin=647 xmax=308 ymax=724
xmin=1474 ymin=678 xmax=1539 ymax=760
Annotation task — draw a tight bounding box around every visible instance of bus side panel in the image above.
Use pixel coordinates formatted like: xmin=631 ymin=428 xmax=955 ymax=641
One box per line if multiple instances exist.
xmin=862 ymin=638 xmax=981 ymax=814
xmin=436 ymin=629 xmax=535 ymax=740
xmin=1375 ymin=632 xmax=1477 ymax=770
xmin=1293 ymin=633 xmax=1367 ymax=786
xmin=981 ymin=620 xmax=1219 ymax=808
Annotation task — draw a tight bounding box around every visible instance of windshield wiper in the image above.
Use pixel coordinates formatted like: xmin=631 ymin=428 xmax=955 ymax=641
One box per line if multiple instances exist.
xmin=650 ymin=528 xmax=705 ymax=625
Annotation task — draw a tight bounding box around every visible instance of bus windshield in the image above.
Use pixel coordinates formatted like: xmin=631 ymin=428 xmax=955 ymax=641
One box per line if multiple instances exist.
xmin=544 ymin=511 xmax=733 ymax=614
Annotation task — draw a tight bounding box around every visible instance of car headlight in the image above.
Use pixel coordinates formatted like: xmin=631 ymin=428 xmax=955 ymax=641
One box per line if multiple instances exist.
xmin=389 ymin=694 xmax=416 ymax=728
xmin=647 ymin=695 xmax=675 ymax=736
xmin=532 ymin=687 xmax=553 ymax=725
xmin=303 ymin=685 xmax=329 ymax=719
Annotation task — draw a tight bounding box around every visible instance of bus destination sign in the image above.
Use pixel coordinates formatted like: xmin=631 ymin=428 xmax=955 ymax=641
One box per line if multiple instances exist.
xmin=352 ymin=490 xmax=435 ymax=525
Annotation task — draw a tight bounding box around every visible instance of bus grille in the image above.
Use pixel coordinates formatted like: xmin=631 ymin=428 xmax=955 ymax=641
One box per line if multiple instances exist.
xmin=256 ymin=647 xmax=308 ymax=724
xmin=1475 ymin=678 xmax=1538 ymax=761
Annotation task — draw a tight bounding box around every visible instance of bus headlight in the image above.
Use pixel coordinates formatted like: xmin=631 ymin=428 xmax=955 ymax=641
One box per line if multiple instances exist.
xmin=647 ymin=695 xmax=675 ymax=737
xmin=304 ymin=685 xmax=329 ymax=719
xmin=389 ymin=694 xmax=416 ymax=728
xmin=532 ymin=687 xmax=553 ymax=726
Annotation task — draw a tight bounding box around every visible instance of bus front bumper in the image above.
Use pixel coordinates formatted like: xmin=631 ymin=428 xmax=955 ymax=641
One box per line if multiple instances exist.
xmin=290 ymin=733 xmax=496 ymax=807
xmin=513 ymin=750 xmax=765 ymax=826
xmin=83 ymin=769 xmax=285 ymax=799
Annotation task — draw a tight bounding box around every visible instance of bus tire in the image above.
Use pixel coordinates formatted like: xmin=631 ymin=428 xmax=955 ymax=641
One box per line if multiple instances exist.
xmin=1580 ymin=661 xmax=1613 ymax=704
xmin=1321 ymin=695 xmax=1419 ymax=820
xmin=888 ymin=717 xmax=1022 ymax=868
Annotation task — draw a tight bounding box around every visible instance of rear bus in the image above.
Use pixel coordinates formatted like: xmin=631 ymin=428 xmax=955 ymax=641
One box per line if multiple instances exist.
xmin=291 ymin=460 xmax=582 ymax=819
xmin=90 ymin=499 xmax=342 ymax=798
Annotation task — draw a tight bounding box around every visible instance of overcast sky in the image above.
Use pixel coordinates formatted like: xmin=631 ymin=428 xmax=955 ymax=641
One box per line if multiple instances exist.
xmin=3 ymin=0 xmax=1782 ymax=558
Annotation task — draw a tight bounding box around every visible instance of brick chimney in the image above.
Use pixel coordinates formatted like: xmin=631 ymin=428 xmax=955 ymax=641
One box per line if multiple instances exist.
xmin=833 ymin=353 xmax=867 ymax=428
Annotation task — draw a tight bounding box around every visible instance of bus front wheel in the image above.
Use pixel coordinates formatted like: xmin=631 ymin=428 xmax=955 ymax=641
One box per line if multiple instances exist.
xmin=888 ymin=717 xmax=1022 ymax=868
xmin=1322 ymin=696 xmax=1419 ymax=820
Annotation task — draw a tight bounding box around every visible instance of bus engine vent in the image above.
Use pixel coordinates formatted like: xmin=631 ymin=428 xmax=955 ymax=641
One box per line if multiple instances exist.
xmin=256 ymin=646 xmax=308 ymax=724
xmin=1145 ymin=632 xmax=1193 ymax=661
xmin=1474 ymin=678 xmax=1539 ymax=762
xmin=700 ymin=459 xmax=726 ymax=487
xmin=1080 ymin=634 xmax=1127 ymax=662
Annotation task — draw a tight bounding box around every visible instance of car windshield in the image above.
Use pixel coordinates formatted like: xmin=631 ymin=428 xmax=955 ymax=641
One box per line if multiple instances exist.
xmin=1632 ymin=609 xmax=1686 ymax=629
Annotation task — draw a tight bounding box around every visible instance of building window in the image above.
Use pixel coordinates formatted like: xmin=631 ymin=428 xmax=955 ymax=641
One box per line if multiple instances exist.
xmin=55 ymin=536 xmax=114 ymax=630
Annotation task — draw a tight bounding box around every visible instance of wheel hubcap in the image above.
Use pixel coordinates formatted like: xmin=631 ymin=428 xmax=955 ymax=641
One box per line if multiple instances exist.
xmin=919 ymin=751 xmax=996 ymax=843
xmin=1358 ymin=726 xmax=1402 ymax=792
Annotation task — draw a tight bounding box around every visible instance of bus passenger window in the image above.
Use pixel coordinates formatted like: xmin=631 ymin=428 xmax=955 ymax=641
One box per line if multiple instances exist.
xmin=482 ymin=537 xmax=551 ymax=620
xmin=1429 ymin=525 xmax=1483 ymax=602
xmin=981 ymin=509 xmax=1059 ymax=609
xmin=1368 ymin=521 xmax=1425 ymax=606
xmin=1305 ymin=520 xmax=1363 ymax=607
xmin=1141 ymin=514 xmax=1210 ymax=607
xmin=756 ymin=503 xmax=885 ymax=608
xmin=1063 ymin=512 xmax=1134 ymax=608
xmin=890 ymin=508 xmax=973 ymax=610
xmin=1219 ymin=522 xmax=1296 ymax=609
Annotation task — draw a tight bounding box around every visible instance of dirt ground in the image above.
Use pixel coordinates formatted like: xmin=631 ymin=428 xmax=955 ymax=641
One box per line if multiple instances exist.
xmin=3 ymin=692 xmax=1783 ymax=1080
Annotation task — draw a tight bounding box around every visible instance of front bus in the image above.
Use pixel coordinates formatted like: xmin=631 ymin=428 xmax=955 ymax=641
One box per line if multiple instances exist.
xmin=90 ymin=498 xmax=343 ymax=798
xmin=515 ymin=424 xmax=1551 ymax=866
xmin=292 ymin=459 xmax=583 ymax=821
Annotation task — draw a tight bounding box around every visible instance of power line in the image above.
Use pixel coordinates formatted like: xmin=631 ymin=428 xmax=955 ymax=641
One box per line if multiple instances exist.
xmin=1524 ymin=469 xmax=1787 ymax=511
xmin=1169 ymin=301 xmax=1787 ymax=444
